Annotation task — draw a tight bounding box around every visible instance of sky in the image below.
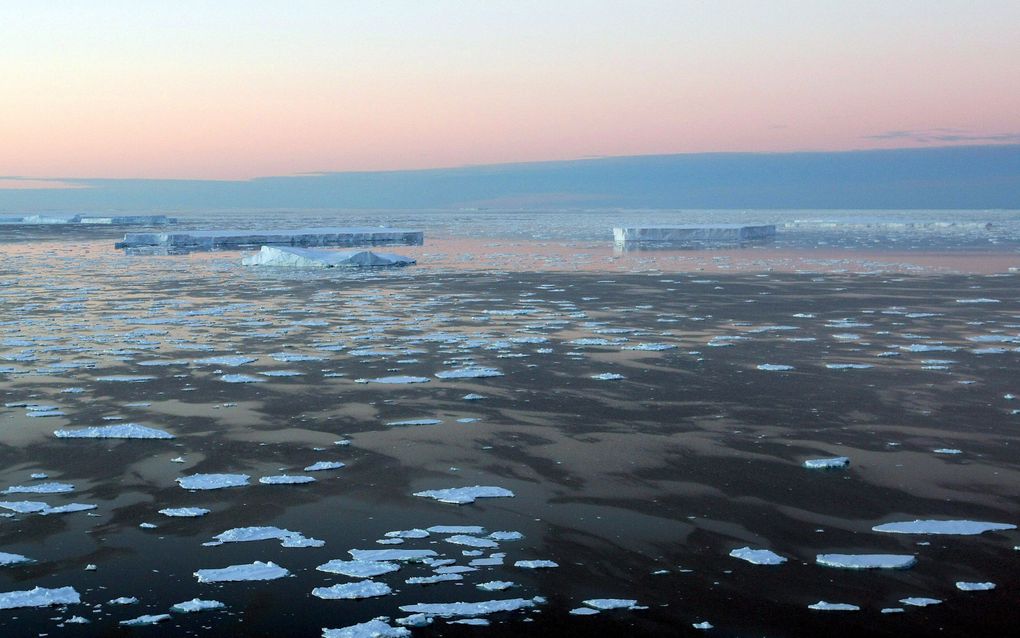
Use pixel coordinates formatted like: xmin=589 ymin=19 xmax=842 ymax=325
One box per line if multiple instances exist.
xmin=2 ymin=1 xmax=1020 ymax=181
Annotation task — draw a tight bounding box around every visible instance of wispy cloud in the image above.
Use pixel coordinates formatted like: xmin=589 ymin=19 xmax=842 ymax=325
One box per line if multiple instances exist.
xmin=865 ymin=128 xmax=1020 ymax=144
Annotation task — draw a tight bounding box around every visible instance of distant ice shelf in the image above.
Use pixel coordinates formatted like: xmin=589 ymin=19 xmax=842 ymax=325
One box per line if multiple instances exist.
xmin=612 ymin=224 xmax=776 ymax=244
xmin=116 ymin=226 xmax=423 ymax=250
xmin=0 ymin=214 xmax=176 ymax=226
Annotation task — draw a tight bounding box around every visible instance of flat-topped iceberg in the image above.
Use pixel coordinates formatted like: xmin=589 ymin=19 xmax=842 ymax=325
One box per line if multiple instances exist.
xmin=613 ymin=224 xmax=775 ymax=244
xmin=816 ymin=554 xmax=916 ymax=569
xmin=398 ymin=596 xmax=543 ymax=618
xmin=348 ymin=549 xmax=437 ymax=562
xmin=194 ymin=561 xmax=289 ymax=583
xmin=119 ymin=227 xmax=422 ymax=250
xmin=171 ymin=598 xmax=226 ymax=613
xmin=322 ymin=619 xmax=410 ymax=638
xmin=872 ymin=520 xmax=1016 ymax=535
xmin=312 ymin=580 xmax=392 ymax=600
xmin=54 ymin=423 xmax=174 ymax=439
xmin=207 ymin=526 xmax=323 ymax=548
xmin=177 ymin=473 xmax=250 ymax=490
xmin=729 ymin=547 xmax=787 ymax=565
xmin=0 ymin=586 xmax=80 ymax=609
xmin=0 ymin=551 xmax=33 ymax=566
xmin=808 ymin=601 xmax=860 ymax=611
xmin=242 ymin=246 xmax=415 ymax=268
xmin=413 ymin=485 xmax=514 ymax=504
xmin=317 ymin=559 xmax=400 ymax=578
xmin=803 ymin=457 xmax=850 ymax=469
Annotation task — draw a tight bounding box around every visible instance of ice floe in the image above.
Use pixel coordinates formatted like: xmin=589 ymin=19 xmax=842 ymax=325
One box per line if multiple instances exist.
xmin=398 ymin=596 xmax=543 ymax=618
xmin=120 ymin=614 xmax=171 ymax=626
xmin=159 ymin=507 xmax=210 ymax=517
xmin=729 ymin=547 xmax=787 ymax=565
xmin=0 ymin=586 xmax=80 ymax=610
xmin=54 ymin=423 xmax=174 ymax=439
xmin=757 ymin=364 xmax=794 ymax=371
xmin=900 ymin=597 xmax=941 ymax=607
xmin=2 ymin=482 xmax=74 ymax=494
xmin=956 ymin=581 xmax=995 ymax=591
xmin=207 ymin=526 xmax=324 ymax=548
xmin=194 ymin=561 xmax=289 ymax=583
xmin=260 ymin=475 xmax=316 ymax=484
xmin=322 ymin=619 xmax=410 ymax=638
xmin=177 ymin=473 xmax=251 ymax=490
xmin=317 ymin=560 xmax=401 ymax=578
xmin=0 ymin=551 xmax=33 ymax=566
xmin=348 ymin=549 xmax=438 ymax=562
xmin=312 ymin=580 xmax=392 ymax=600
xmin=171 ymin=598 xmax=226 ymax=613
xmin=816 ymin=554 xmax=916 ymax=569
xmin=583 ymin=599 xmax=639 ymax=610
xmin=872 ymin=520 xmax=1016 ymax=535
xmin=413 ymin=486 xmax=514 ymax=504
xmin=435 ymin=367 xmax=504 ymax=379
xmin=304 ymin=461 xmax=345 ymax=471
xmin=803 ymin=457 xmax=850 ymax=469
xmin=808 ymin=601 xmax=860 ymax=611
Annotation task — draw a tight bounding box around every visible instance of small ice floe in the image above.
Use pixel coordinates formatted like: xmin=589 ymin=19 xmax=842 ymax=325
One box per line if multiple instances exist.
xmin=120 ymin=614 xmax=171 ymax=626
xmin=435 ymin=367 xmax=504 ymax=379
xmin=816 ymin=554 xmax=916 ymax=569
xmin=692 ymin=621 xmax=714 ymax=629
xmin=177 ymin=473 xmax=250 ymax=490
xmin=398 ymin=597 xmax=543 ymax=618
xmin=304 ymin=461 xmax=345 ymax=471
xmin=360 ymin=376 xmax=431 ymax=384
xmin=802 ymin=457 xmax=850 ymax=469
xmin=96 ymin=375 xmax=156 ymax=382
xmin=933 ymin=448 xmax=962 ymax=455
xmin=207 ymin=526 xmax=323 ymax=548
xmin=477 ymin=581 xmax=514 ymax=591
xmin=453 ymin=619 xmax=489 ymax=626
xmin=194 ymin=561 xmax=289 ymax=583
xmin=171 ymin=598 xmax=225 ymax=613
xmin=413 ymin=486 xmax=514 ymax=505
xmin=570 ymin=607 xmax=600 ymax=616
xmin=110 ymin=597 xmax=140 ymax=606
xmin=445 ymin=535 xmax=499 ymax=549
xmin=270 ymin=352 xmax=324 ymax=362
xmin=139 ymin=522 xmax=157 ymax=529
xmin=583 ymin=599 xmax=639 ymax=610
xmin=407 ymin=574 xmax=462 ymax=585
xmin=825 ymin=363 xmax=873 ymax=370
xmin=348 ymin=549 xmax=438 ymax=562
xmin=386 ymin=419 xmax=442 ymax=427
xmin=591 ymin=372 xmax=625 ymax=380
xmin=159 ymin=507 xmax=210 ymax=518
xmin=729 ymin=547 xmax=787 ymax=565
xmin=260 ymin=370 xmax=304 ymax=377
xmin=0 ymin=501 xmax=96 ymax=515
xmin=900 ymin=597 xmax=941 ymax=607
xmin=488 ymin=531 xmax=523 ymax=541
xmin=322 ymin=619 xmax=410 ymax=638
xmin=312 ymin=580 xmax=392 ymax=600
xmin=25 ymin=409 xmax=65 ymax=417
xmin=0 ymin=586 xmax=80 ymax=610
xmin=872 ymin=520 xmax=1017 ymax=535
xmin=0 ymin=551 xmax=33 ymax=566
xmin=757 ymin=364 xmax=794 ymax=371
xmin=808 ymin=601 xmax=860 ymax=611
xmin=955 ymin=298 xmax=1000 ymax=304
xmin=54 ymin=424 xmax=174 ymax=439
xmin=622 ymin=343 xmax=676 ymax=351
xmin=2 ymin=482 xmax=74 ymax=494
xmin=260 ymin=475 xmax=316 ymax=485
xmin=514 ymin=560 xmax=558 ymax=569
xmin=317 ymin=560 xmax=400 ymax=578
xmin=194 ymin=355 xmax=256 ymax=367
xmin=881 ymin=608 xmax=905 ymax=614
xmin=428 ymin=525 xmax=485 ymax=534
xmin=29 ymin=473 xmax=48 ymax=479
xmin=385 ymin=529 xmax=430 ymax=539
xmin=956 ymin=581 xmax=995 ymax=591
xmin=219 ymin=374 xmax=264 ymax=383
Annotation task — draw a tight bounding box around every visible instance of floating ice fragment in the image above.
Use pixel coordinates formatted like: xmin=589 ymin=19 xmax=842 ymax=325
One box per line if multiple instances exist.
xmin=488 ymin=531 xmax=523 ymax=541
xmin=194 ymin=355 xmax=256 ymax=367
xmin=2 ymin=482 xmax=74 ymax=494
xmin=361 ymin=376 xmax=431 ymax=384
xmin=428 ymin=525 xmax=486 ymax=534
xmin=956 ymin=581 xmax=995 ymax=591
xmin=260 ymin=475 xmax=316 ymax=484
xmin=312 ymin=580 xmax=392 ymax=600
xmin=159 ymin=507 xmax=210 ymax=518
xmin=591 ymin=372 xmax=625 ymax=380
xmin=407 ymin=574 xmax=462 ymax=585
xmin=171 ymin=598 xmax=226 ymax=613
xmin=933 ymin=448 xmax=962 ymax=455
xmin=385 ymin=529 xmax=430 ymax=539
xmin=209 ymin=526 xmax=323 ymax=548
xmin=435 ymin=367 xmax=504 ymax=379
xmin=177 ymin=473 xmax=250 ymax=490
xmin=693 ymin=621 xmax=714 ymax=629
xmin=348 ymin=549 xmax=437 ymax=562
xmin=54 ymin=424 xmax=174 ymax=439
xmin=955 ymin=298 xmax=1000 ymax=304
xmin=413 ymin=486 xmax=514 ymax=505
xmin=816 ymin=554 xmax=916 ymax=569
xmin=194 ymin=561 xmax=289 ymax=583
xmin=900 ymin=597 xmax=941 ymax=607
xmin=808 ymin=601 xmax=860 ymax=611
xmin=96 ymin=375 xmax=156 ymax=382
xmin=109 ymin=596 xmax=139 ymax=605
xmin=514 ymin=560 xmax=558 ymax=569
xmin=317 ymin=560 xmax=400 ymax=578
xmin=803 ymin=457 xmax=850 ymax=469
xmin=757 ymin=364 xmax=794 ymax=371
xmin=219 ymin=374 xmax=264 ymax=383
xmin=570 ymin=607 xmax=600 ymax=615
xmin=477 ymin=581 xmax=514 ymax=591
xmin=0 ymin=551 xmax=33 ymax=566
xmin=621 ymin=343 xmax=676 ymax=351
xmin=398 ymin=597 xmax=542 ymax=617
xmin=872 ymin=520 xmax=1016 ymax=535
xmin=120 ymin=614 xmax=171 ymax=626
xmin=0 ymin=586 xmax=80 ymax=610
xmin=386 ymin=419 xmax=442 ymax=427
xmin=462 ymin=393 xmax=486 ymax=400
xmin=445 ymin=535 xmax=499 ymax=549
xmin=729 ymin=547 xmax=787 ymax=565
xmin=322 ymin=619 xmax=410 ymax=638
xmin=304 ymin=461 xmax=345 ymax=471
xmin=0 ymin=501 xmax=96 ymax=515
xmin=584 ymin=599 xmax=638 ymax=610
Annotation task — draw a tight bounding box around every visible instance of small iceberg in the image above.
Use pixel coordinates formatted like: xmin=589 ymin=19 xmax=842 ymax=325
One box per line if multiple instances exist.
xmin=322 ymin=619 xmax=410 ymax=638
xmin=311 ymin=580 xmax=392 ymax=600
xmin=956 ymin=581 xmax=995 ymax=591
xmin=583 ymin=599 xmax=639 ymax=610
xmin=872 ymin=520 xmax=1016 ymax=535
xmin=757 ymin=364 xmax=794 ymax=371
xmin=816 ymin=554 xmax=916 ymax=569
xmin=435 ymin=367 xmax=504 ymax=379
xmin=900 ymin=597 xmax=941 ymax=607
xmin=803 ymin=457 xmax=850 ymax=469
xmin=54 ymin=424 xmax=174 ymax=439
xmin=242 ymin=246 xmax=415 ymax=268
xmin=194 ymin=561 xmax=289 ymax=583
xmin=808 ymin=601 xmax=860 ymax=611
xmin=159 ymin=507 xmax=210 ymax=518
xmin=2 ymin=482 xmax=74 ymax=495
xmin=171 ymin=598 xmax=226 ymax=613
xmin=120 ymin=614 xmax=171 ymax=626
xmin=348 ymin=549 xmax=437 ymax=562
xmin=0 ymin=551 xmax=33 ymax=566
xmin=207 ymin=526 xmax=323 ymax=548
xmin=304 ymin=461 xmax=345 ymax=471
xmin=729 ymin=547 xmax=787 ymax=565
xmin=259 ymin=475 xmax=315 ymax=485
xmin=316 ymin=559 xmax=400 ymax=578
xmin=413 ymin=486 xmax=514 ymax=504
xmin=177 ymin=473 xmax=250 ymax=490
xmin=0 ymin=586 xmax=80 ymax=610
xmin=398 ymin=597 xmax=542 ymax=618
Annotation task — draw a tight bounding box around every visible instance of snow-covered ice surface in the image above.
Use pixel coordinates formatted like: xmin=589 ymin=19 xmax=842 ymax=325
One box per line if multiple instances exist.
xmin=0 ymin=586 xmax=80 ymax=609
xmin=815 ymin=554 xmax=916 ymax=569
xmin=4 ymin=210 xmax=1020 ymax=636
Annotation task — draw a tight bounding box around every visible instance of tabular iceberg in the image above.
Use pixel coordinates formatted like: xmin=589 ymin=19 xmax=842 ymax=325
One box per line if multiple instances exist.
xmin=241 ymin=246 xmax=416 ymax=268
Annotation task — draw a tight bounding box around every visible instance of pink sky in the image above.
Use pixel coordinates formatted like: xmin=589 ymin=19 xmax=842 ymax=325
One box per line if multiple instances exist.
xmin=3 ymin=1 xmax=1019 ymax=180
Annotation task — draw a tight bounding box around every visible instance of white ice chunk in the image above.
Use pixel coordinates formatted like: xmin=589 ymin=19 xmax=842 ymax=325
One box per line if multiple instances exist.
xmin=816 ymin=554 xmax=916 ymax=569
xmin=435 ymin=367 xmax=504 ymax=379
xmin=0 ymin=586 xmax=80 ymax=610
xmin=900 ymin=597 xmax=941 ymax=607
xmin=54 ymin=424 xmax=174 ymax=439
xmin=312 ymin=580 xmax=392 ymax=600
xmin=362 ymin=376 xmax=431 ymax=384
xmin=808 ymin=601 xmax=860 ymax=611
xmin=956 ymin=581 xmax=995 ymax=591
xmin=171 ymin=598 xmax=226 ymax=613
xmin=477 ymin=581 xmax=515 ymax=591
xmin=322 ymin=619 xmax=410 ymax=638
xmin=445 ymin=535 xmax=499 ymax=549
xmin=584 ymin=599 xmax=638 ymax=610
xmin=304 ymin=461 xmax=345 ymax=472
xmin=413 ymin=486 xmax=514 ymax=505
xmin=260 ymin=475 xmax=316 ymax=484
xmin=872 ymin=520 xmax=1016 ymax=535
xmin=398 ymin=596 xmax=542 ymax=617
xmin=757 ymin=364 xmax=794 ymax=371
xmin=0 ymin=551 xmax=33 ymax=566
xmin=159 ymin=507 xmax=210 ymax=518
xmin=729 ymin=547 xmax=787 ymax=565
xmin=209 ymin=526 xmax=323 ymax=548
xmin=317 ymin=560 xmax=400 ymax=578
xmin=219 ymin=374 xmax=264 ymax=383
xmin=2 ymin=482 xmax=74 ymax=494
xmin=177 ymin=473 xmax=250 ymax=490
xmin=120 ymin=614 xmax=171 ymax=626
xmin=242 ymin=246 xmax=415 ymax=268
xmin=803 ymin=457 xmax=850 ymax=469
xmin=514 ymin=560 xmax=558 ymax=569
xmin=194 ymin=561 xmax=289 ymax=583
xmin=348 ymin=549 xmax=437 ymax=562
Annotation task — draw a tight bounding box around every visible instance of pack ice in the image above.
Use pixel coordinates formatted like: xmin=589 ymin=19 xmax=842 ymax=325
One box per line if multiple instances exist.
xmin=54 ymin=423 xmax=174 ymax=439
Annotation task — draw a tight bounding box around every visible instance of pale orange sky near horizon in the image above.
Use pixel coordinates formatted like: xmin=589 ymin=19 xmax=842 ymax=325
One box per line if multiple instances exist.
xmin=3 ymin=1 xmax=1020 ymax=181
